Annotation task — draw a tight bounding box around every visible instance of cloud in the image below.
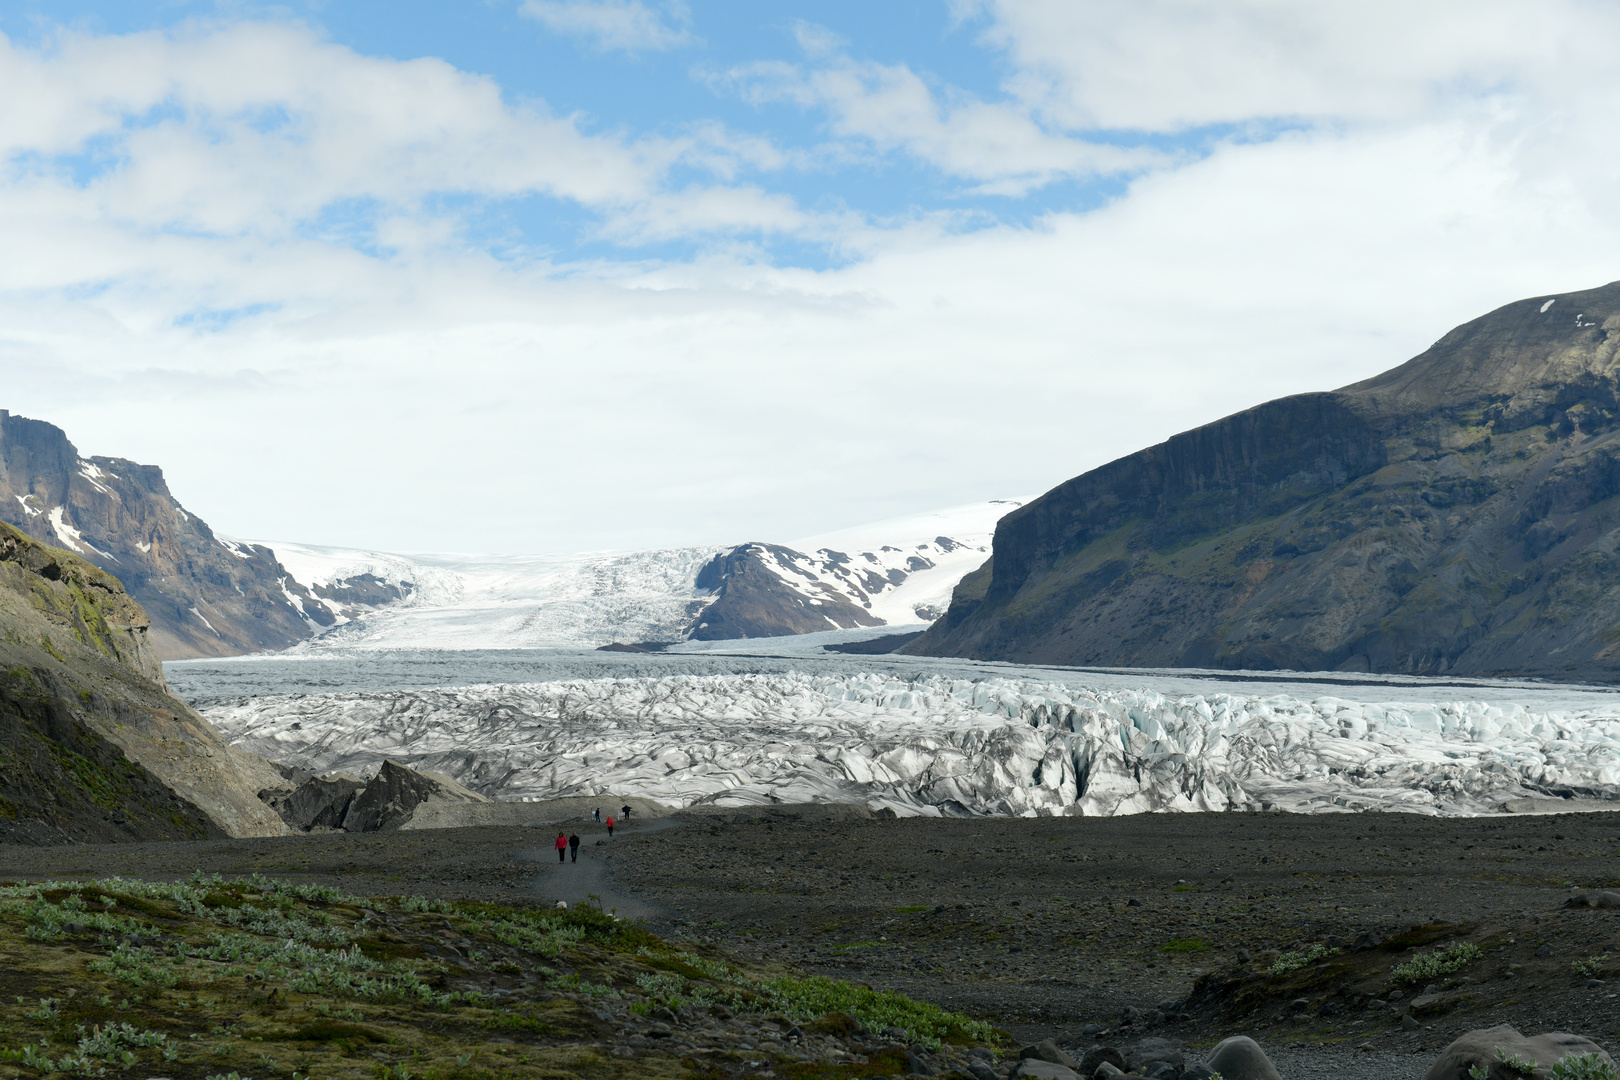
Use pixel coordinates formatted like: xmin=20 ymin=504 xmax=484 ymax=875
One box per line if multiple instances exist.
xmin=711 ymin=47 xmax=1159 ymax=194
xmin=10 ymin=7 xmax=1620 ymax=555
xmin=519 ymin=0 xmax=697 ymax=53
xmin=958 ymin=0 xmax=1616 ymax=131
xmin=0 ymin=22 xmax=802 ymax=250
xmin=15 ymin=108 xmax=1620 ymax=553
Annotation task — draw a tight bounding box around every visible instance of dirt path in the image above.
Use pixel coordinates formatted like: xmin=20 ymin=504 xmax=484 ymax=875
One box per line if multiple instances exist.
xmin=518 ymin=814 xmax=686 ymax=920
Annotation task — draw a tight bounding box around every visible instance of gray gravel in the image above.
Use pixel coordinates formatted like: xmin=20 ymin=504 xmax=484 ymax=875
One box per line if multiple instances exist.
xmin=1260 ymin=1039 xmax=1620 ymax=1080
xmin=1263 ymin=1044 xmax=1433 ymax=1080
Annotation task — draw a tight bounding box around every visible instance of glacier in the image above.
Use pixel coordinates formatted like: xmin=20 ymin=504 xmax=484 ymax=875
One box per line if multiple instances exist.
xmin=261 ymin=542 xmax=723 ymax=649
xmin=203 ymin=667 xmax=1620 ymax=818
xmin=247 ymin=499 xmax=1020 ymax=650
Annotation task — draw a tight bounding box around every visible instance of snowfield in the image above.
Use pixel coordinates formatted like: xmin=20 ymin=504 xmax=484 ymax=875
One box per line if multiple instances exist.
xmin=206 ymin=670 xmax=1620 ymax=818
xmin=261 ymin=542 xmax=722 ymax=649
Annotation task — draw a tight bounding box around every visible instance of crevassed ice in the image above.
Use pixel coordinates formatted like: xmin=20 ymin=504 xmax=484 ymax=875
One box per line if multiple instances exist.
xmin=206 ymin=672 xmax=1620 ymax=818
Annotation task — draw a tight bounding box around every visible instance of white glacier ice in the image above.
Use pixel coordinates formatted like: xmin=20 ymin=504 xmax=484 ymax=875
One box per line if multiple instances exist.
xmin=261 ymin=542 xmax=723 ymax=647
xmin=249 ymin=499 xmax=1020 ymax=649
xmin=205 ymin=669 xmax=1620 ymax=818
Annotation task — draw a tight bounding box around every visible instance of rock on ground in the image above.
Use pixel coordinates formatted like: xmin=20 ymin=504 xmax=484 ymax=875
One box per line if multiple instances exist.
xmin=1205 ymin=1035 xmax=1281 ymax=1080
xmin=1422 ymin=1025 xmax=1615 ymax=1080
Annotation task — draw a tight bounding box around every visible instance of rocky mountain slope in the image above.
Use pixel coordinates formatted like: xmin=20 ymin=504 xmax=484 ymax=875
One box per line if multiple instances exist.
xmin=0 ymin=411 xmax=341 ymax=659
xmin=0 ymin=520 xmax=290 ymax=842
xmin=907 ymin=282 xmax=1620 ymax=680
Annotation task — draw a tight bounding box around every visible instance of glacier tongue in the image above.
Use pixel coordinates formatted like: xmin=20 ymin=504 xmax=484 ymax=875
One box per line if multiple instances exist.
xmin=205 ymin=672 xmax=1620 ymax=817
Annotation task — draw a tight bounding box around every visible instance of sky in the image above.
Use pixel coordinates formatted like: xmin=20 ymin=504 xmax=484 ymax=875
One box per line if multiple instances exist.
xmin=4 ymin=2 xmax=1620 ymax=552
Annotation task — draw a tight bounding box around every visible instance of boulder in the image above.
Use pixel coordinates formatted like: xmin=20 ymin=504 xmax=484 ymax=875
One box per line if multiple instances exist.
xmin=1021 ymin=1040 xmax=1079 ymax=1069
xmin=1127 ymin=1037 xmax=1184 ymax=1074
xmin=340 ymin=760 xmax=489 ymax=833
xmin=905 ymin=1047 xmax=937 ymax=1076
xmin=1564 ymin=891 xmax=1620 ymax=910
xmin=1421 ymin=1025 xmax=1615 ymax=1080
xmin=1092 ymin=1064 xmax=1127 ymax=1080
xmin=1204 ymin=1036 xmax=1281 ymax=1080
xmin=1009 ymin=1060 xmax=1080 ymax=1080
xmin=1078 ymin=1047 xmax=1126 ymax=1077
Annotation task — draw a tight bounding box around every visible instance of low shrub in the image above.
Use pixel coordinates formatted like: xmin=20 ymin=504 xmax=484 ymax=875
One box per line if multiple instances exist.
xmin=1270 ymin=943 xmax=1341 ymax=975
xmin=1391 ymin=942 xmax=1482 ymax=986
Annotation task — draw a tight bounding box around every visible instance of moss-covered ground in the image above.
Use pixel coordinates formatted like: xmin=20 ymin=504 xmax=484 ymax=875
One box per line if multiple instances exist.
xmin=0 ymin=875 xmax=996 ymax=1080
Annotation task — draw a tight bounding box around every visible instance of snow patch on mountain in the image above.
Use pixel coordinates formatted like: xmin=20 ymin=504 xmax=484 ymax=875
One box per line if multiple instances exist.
xmin=48 ymin=505 xmax=116 ymax=561
xmin=786 ymin=500 xmax=1019 ymax=624
xmin=206 ymin=670 xmax=1620 ymax=817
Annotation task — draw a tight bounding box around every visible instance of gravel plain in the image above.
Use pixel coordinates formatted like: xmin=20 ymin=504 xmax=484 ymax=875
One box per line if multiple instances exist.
xmin=4 ymin=805 xmax=1620 ymax=1079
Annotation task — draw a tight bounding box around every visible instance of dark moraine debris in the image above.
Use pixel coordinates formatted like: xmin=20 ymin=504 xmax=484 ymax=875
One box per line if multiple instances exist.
xmin=260 ymin=775 xmax=366 ymax=832
xmin=822 ymin=631 xmax=925 ymax=654
xmin=332 ymin=760 xmax=487 ymax=833
xmin=596 ymin=641 xmax=674 ymax=653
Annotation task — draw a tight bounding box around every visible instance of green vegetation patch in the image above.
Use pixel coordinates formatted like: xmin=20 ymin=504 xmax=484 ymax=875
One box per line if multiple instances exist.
xmin=1270 ymin=943 xmax=1342 ymax=975
xmin=1159 ymin=938 xmax=1211 ymax=954
xmin=1391 ymin=942 xmax=1482 ymax=986
xmin=1573 ymin=955 xmax=1609 ymax=978
xmin=0 ymin=873 xmax=995 ymax=1080
xmin=752 ymin=977 xmax=994 ymax=1047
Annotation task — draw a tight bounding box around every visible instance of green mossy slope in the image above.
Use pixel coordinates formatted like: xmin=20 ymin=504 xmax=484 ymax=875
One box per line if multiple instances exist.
xmin=0 ymin=522 xmax=287 ymax=843
xmin=0 ymin=875 xmax=996 ymax=1080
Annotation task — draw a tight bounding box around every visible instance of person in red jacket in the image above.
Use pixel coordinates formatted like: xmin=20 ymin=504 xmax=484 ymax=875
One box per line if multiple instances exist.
xmin=554 ymin=831 xmax=568 ymax=863
xmin=606 ymin=815 xmax=615 ymax=837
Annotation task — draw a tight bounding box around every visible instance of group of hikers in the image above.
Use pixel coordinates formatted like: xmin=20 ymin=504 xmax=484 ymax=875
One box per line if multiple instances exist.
xmin=553 ymin=803 xmax=634 ymax=863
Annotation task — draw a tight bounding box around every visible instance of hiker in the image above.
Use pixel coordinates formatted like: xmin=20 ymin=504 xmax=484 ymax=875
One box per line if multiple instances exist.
xmin=621 ymin=803 xmax=632 ymax=820
xmin=593 ymin=807 xmax=601 ymax=822
xmin=554 ymin=831 xmax=568 ymax=863
xmin=606 ymin=815 xmax=615 ymax=837
xmin=568 ymin=833 xmax=581 ymax=862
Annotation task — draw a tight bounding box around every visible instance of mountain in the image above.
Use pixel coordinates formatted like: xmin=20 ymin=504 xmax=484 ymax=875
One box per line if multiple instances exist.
xmin=0 ymin=411 xmax=334 ymax=659
xmin=0 ymin=408 xmax=1017 ymax=656
xmin=0 ymin=521 xmax=290 ymax=843
xmin=906 ymin=282 xmax=1620 ymax=681
xmin=688 ymin=502 xmax=1019 ymax=640
xmin=256 ymin=501 xmax=1019 ymax=649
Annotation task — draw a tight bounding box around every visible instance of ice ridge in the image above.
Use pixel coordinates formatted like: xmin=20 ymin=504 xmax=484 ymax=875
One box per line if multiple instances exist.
xmin=206 ymin=672 xmax=1620 ymax=817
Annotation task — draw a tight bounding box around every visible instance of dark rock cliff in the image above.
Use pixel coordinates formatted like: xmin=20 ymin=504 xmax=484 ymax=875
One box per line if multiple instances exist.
xmin=0 ymin=522 xmax=290 ymax=842
xmin=906 ymin=282 xmax=1620 ymax=680
xmin=0 ymin=412 xmax=327 ymax=659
